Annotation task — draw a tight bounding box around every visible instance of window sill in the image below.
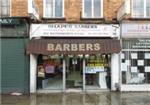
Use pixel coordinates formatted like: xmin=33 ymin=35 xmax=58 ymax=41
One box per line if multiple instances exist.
xmin=81 ymin=17 xmax=104 ymax=21
xmin=42 ymin=17 xmax=66 ymax=20
xmin=129 ymin=17 xmax=150 ymax=20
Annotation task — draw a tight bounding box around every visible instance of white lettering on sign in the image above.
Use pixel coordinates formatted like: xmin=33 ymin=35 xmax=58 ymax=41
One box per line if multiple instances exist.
xmin=132 ymin=39 xmax=150 ymax=49
xmin=47 ymin=43 xmax=101 ymax=52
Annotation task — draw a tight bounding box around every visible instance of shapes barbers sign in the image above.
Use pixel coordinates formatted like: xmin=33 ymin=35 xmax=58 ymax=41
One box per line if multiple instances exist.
xmin=30 ymin=24 xmax=119 ymax=38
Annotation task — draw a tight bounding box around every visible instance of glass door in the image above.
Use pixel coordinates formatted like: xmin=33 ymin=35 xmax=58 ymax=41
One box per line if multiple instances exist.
xmin=66 ymin=55 xmax=83 ymax=89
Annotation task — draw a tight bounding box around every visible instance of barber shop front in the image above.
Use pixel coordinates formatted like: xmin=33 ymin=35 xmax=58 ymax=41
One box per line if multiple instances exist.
xmin=27 ymin=24 xmax=121 ymax=93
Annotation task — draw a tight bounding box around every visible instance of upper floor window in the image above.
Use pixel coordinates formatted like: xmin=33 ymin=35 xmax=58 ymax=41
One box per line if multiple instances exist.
xmin=43 ymin=0 xmax=64 ymax=18
xmin=0 ymin=0 xmax=10 ymax=17
xmin=146 ymin=0 xmax=150 ymax=17
xmin=132 ymin=0 xmax=150 ymax=18
xmin=82 ymin=0 xmax=103 ymax=18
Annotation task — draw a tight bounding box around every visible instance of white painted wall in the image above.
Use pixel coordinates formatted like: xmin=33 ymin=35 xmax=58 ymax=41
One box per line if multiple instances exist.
xmin=111 ymin=54 xmax=120 ymax=91
xmin=121 ymin=85 xmax=150 ymax=91
xmin=30 ymin=54 xmax=37 ymax=93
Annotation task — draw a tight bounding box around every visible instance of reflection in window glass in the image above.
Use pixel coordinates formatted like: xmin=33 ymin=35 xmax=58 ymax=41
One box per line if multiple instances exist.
xmin=1 ymin=0 xmax=10 ymax=16
xmin=83 ymin=0 xmax=102 ymax=18
xmin=94 ymin=0 xmax=101 ymax=17
xmin=84 ymin=0 xmax=92 ymax=18
xmin=44 ymin=0 xmax=63 ymax=18
xmin=45 ymin=0 xmax=53 ymax=17
xmin=132 ymin=0 xmax=144 ymax=17
xmin=85 ymin=54 xmax=111 ymax=90
xmin=55 ymin=0 xmax=63 ymax=17
xmin=146 ymin=0 xmax=150 ymax=17
xmin=37 ymin=55 xmax=63 ymax=90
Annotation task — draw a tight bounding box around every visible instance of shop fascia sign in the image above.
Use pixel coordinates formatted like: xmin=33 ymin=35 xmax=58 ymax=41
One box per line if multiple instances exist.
xmin=0 ymin=18 xmax=20 ymax=25
xmin=132 ymin=39 xmax=150 ymax=49
xmin=124 ymin=39 xmax=150 ymax=49
xmin=47 ymin=43 xmax=101 ymax=52
xmin=30 ymin=24 xmax=119 ymax=38
xmin=122 ymin=23 xmax=150 ymax=38
xmin=28 ymin=0 xmax=40 ymax=20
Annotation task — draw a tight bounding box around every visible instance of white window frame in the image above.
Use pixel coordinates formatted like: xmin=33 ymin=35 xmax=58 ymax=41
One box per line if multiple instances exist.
xmin=9 ymin=0 xmax=12 ymax=17
xmin=82 ymin=0 xmax=103 ymax=18
xmin=1 ymin=0 xmax=11 ymax=17
xmin=43 ymin=0 xmax=64 ymax=18
xmin=132 ymin=0 xmax=150 ymax=18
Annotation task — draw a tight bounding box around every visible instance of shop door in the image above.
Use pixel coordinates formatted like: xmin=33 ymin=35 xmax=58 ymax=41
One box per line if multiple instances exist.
xmin=66 ymin=55 xmax=83 ymax=89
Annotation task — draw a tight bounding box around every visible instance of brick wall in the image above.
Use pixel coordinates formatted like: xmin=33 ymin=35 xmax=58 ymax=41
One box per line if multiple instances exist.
xmin=11 ymin=0 xmax=123 ymax=22
xmin=104 ymin=0 xmax=123 ymax=21
xmin=11 ymin=0 xmax=28 ymax=17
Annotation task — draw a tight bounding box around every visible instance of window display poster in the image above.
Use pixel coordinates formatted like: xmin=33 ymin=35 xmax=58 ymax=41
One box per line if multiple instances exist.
xmin=145 ymin=66 xmax=150 ymax=72
xmin=121 ymin=63 xmax=127 ymax=71
xmin=125 ymin=60 xmax=130 ymax=65
xmin=145 ymin=53 xmax=150 ymax=59
xmin=85 ymin=66 xmax=104 ymax=74
xmin=131 ymin=67 xmax=138 ymax=73
xmin=131 ymin=53 xmax=137 ymax=59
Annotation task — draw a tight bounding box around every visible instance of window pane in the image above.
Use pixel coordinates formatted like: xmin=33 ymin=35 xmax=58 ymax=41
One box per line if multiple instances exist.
xmin=45 ymin=0 xmax=53 ymax=17
xmin=85 ymin=54 xmax=111 ymax=90
xmin=37 ymin=55 xmax=63 ymax=90
xmin=132 ymin=0 xmax=144 ymax=17
xmin=1 ymin=0 xmax=10 ymax=16
xmin=84 ymin=0 xmax=92 ymax=18
xmin=94 ymin=0 xmax=101 ymax=17
xmin=1 ymin=6 xmax=8 ymax=16
xmin=2 ymin=0 xmax=9 ymax=6
xmin=146 ymin=0 xmax=150 ymax=17
xmin=55 ymin=0 xmax=63 ymax=17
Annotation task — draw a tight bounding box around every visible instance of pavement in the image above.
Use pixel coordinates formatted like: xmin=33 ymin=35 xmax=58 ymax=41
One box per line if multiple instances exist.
xmin=1 ymin=92 xmax=150 ymax=105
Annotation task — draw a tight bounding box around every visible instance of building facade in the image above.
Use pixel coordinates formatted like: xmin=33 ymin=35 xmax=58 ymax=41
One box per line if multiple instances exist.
xmin=117 ymin=0 xmax=150 ymax=91
xmin=1 ymin=0 xmax=150 ymax=94
xmin=0 ymin=0 xmax=31 ymax=94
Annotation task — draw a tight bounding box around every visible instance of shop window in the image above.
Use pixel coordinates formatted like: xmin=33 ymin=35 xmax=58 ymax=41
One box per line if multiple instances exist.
xmin=121 ymin=39 xmax=150 ymax=84
xmin=43 ymin=0 xmax=64 ymax=18
xmin=0 ymin=0 xmax=10 ymax=17
xmin=132 ymin=0 xmax=150 ymax=18
xmin=82 ymin=0 xmax=103 ymax=18
xmin=37 ymin=55 xmax=63 ymax=90
xmin=85 ymin=54 xmax=111 ymax=89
